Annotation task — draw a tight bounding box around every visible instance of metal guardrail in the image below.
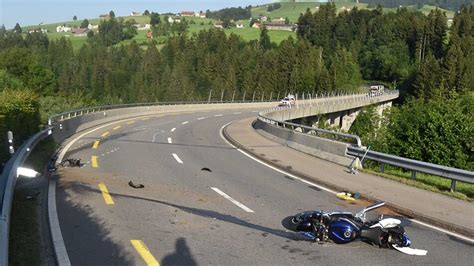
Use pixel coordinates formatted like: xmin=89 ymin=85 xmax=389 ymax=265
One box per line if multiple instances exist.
xmin=257 ymin=113 xmax=363 ymax=147
xmin=347 ymin=146 xmax=474 ymax=191
xmin=0 ymin=127 xmax=52 ymax=265
xmin=47 ymin=100 xmax=276 ymax=126
xmin=256 ymin=91 xmax=474 ymax=192
xmin=2 ymin=98 xmax=279 ymax=265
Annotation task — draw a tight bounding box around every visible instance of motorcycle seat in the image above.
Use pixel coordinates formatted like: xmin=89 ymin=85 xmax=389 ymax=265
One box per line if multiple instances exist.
xmin=371 ymin=218 xmax=401 ymax=229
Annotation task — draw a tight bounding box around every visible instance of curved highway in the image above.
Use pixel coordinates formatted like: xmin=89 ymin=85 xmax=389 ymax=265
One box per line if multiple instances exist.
xmin=54 ymin=109 xmax=472 ymax=265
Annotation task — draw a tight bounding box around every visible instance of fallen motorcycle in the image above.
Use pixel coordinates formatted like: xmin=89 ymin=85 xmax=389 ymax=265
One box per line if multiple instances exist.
xmin=283 ymin=201 xmax=427 ymax=256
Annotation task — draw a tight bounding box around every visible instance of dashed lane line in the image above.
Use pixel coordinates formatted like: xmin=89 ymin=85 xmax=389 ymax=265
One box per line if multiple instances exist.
xmin=172 ymin=153 xmax=183 ymax=164
xmin=197 ymin=117 xmax=206 ymax=120
xmin=130 ymin=240 xmax=160 ymax=266
xmin=101 ymin=131 xmax=110 ymax=137
xmin=91 ymin=156 xmax=99 ymax=168
xmin=170 ymin=128 xmax=176 ymax=132
xmin=92 ymin=140 xmax=100 ymax=149
xmin=113 ymin=125 xmax=122 ymax=130
xmin=182 ymin=121 xmax=189 ymax=125
xmin=167 ymin=137 xmax=172 ymax=144
xmin=127 ymin=121 xmax=136 ymax=125
xmin=214 ymin=114 xmax=223 ymax=117
xmin=98 ymin=182 xmax=114 ymax=205
xmin=211 ymin=187 xmax=254 ymax=213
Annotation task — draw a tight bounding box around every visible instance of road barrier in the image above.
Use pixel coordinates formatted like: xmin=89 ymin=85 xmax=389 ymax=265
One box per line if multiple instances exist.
xmin=256 ymin=91 xmax=474 ymax=193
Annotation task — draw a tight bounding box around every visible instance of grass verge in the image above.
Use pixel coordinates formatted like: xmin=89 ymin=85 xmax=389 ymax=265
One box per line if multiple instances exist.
xmin=9 ymin=138 xmax=57 ymax=265
xmin=363 ymin=164 xmax=474 ymax=202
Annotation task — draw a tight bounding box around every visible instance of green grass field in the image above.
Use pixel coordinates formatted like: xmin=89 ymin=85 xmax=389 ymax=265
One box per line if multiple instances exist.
xmin=22 ymin=1 xmax=454 ymax=51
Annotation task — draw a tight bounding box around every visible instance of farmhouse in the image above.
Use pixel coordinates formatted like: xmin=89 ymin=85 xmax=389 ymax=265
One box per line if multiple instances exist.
xmin=56 ymin=25 xmax=72 ymax=32
xmin=130 ymin=12 xmax=142 ymax=16
xmin=195 ymin=12 xmax=206 ymax=18
xmin=214 ymin=22 xmax=224 ymax=29
xmin=71 ymin=27 xmax=89 ymax=37
xmin=180 ymin=11 xmax=195 ymax=17
xmin=252 ymin=22 xmax=261 ymax=29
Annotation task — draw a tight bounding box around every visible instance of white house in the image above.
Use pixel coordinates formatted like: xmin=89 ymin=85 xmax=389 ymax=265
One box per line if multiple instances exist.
xmin=87 ymin=24 xmax=98 ymax=30
xmin=130 ymin=12 xmax=142 ymax=16
xmin=56 ymin=25 xmax=72 ymax=32
xmin=138 ymin=24 xmax=151 ymax=30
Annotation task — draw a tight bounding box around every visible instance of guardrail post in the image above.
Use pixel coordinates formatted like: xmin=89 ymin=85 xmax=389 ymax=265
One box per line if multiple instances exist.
xmin=232 ymin=90 xmax=235 ymax=102
xmin=252 ymin=91 xmax=256 ymax=102
xmin=242 ymin=91 xmax=246 ymax=102
xmin=411 ymin=170 xmax=417 ymax=180
xmin=380 ymin=163 xmax=385 ymax=173
xmin=208 ymin=90 xmax=212 ymax=103
xmin=220 ymin=90 xmax=224 ymax=102
xmin=450 ymin=180 xmax=456 ymax=192
xmin=7 ymin=131 xmax=14 ymax=155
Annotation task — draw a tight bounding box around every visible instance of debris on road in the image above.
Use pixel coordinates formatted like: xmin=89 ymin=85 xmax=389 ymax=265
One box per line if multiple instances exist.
xmin=128 ymin=181 xmax=145 ymax=188
xmin=336 ymin=191 xmax=360 ymax=201
xmin=59 ymin=158 xmax=82 ymax=167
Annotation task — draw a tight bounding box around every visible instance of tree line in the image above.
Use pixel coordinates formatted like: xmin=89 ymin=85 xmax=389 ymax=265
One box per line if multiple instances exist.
xmin=0 ymin=4 xmax=473 ymax=170
xmin=360 ymin=0 xmax=472 ymax=11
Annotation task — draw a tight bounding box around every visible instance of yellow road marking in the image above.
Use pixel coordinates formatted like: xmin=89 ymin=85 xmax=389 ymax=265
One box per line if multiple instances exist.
xmin=131 ymin=240 xmax=160 ymax=266
xmin=101 ymin=131 xmax=110 ymax=137
xmin=98 ymin=182 xmax=114 ymax=205
xmin=127 ymin=121 xmax=135 ymax=125
xmin=91 ymin=156 xmax=98 ymax=168
xmin=141 ymin=118 xmax=150 ymax=121
xmin=113 ymin=125 xmax=122 ymax=130
xmin=92 ymin=140 xmax=100 ymax=149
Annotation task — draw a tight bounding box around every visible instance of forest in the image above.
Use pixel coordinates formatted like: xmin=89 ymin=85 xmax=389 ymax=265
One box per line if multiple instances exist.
xmin=0 ymin=4 xmax=473 ymax=170
xmin=360 ymin=0 xmax=472 ymax=10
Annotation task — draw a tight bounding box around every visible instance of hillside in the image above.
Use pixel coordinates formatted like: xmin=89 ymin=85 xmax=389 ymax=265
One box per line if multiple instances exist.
xmin=20 ymin=1 xmax=453 ymax=51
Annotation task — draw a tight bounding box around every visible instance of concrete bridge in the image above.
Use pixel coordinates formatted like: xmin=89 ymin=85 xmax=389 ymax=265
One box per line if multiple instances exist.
xmin=262 ymin=90 xmax=398 ymax=131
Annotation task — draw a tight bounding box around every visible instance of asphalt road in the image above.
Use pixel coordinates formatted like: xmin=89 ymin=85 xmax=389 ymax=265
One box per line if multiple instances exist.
xmin=55 ymin=109 xmax=473 ymax=265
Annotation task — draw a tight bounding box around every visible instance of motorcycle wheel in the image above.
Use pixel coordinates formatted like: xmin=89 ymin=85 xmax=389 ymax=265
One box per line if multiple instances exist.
xmin=281 ymin=216 xmax=300 ymax=231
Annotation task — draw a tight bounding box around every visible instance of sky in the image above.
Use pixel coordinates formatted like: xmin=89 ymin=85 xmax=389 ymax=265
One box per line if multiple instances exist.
xmin=0 ymin=0 xmax=273 ymax=28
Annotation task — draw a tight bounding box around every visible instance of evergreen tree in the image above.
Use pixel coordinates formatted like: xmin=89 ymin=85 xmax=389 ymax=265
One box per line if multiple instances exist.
xmin=150 ymin=12 xmax=161 ymax=26
xmin=80 ymin=19 xmax=90 ymax=28
xmin=13 ymin=23 xmax=22 ymax=34
xmin=259 ymin=26 xmax=272 ymax=50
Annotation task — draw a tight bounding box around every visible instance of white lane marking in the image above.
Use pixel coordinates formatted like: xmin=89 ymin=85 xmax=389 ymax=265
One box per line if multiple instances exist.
xmin=251 ymin=111 xmax=259 ymax=113
xmin=48 ymin=181 xmax=72 ymax=265
xmin=214 ymin=114 xmax=223 ymax=117
xmin=172 ymin=153 xmax=183 ymax=164
xmin=182 ymin=121 xmax=189 ymax=125
xmin=197 ymin=117 xmax=206 ymax=120
xmin=171 ymin=127 xmax=176 ymax=132
xmin=219 ymin=122 xmax=335 ymax=194
xmin=168 ymin=137 xmax=173 ymax=144
xmin=211 ymin=187 xmax=255 ymax=213
xmin=219 ymin=122 xmax=474 ymax=243
xmin=410 ymin=219 xmax=474 ymax=243
xmin=233 ymin=112 xmax=242 ymax=114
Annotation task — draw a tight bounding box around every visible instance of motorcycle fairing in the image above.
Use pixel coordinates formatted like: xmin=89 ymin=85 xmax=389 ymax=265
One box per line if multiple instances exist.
xmin=370 ymin=218 xmax=402 ymax=229
xmin=392 ymin=245 xmax=428 ymax=256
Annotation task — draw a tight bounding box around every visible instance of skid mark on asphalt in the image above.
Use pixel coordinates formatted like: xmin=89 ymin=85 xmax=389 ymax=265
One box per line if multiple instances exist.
xmin=211 ymin=187 xmax=254 ymax=213
xmin=131 ymin=240 xmax=160 ymax=266
xmin=152 ymin=130 xmax=166 ymax=143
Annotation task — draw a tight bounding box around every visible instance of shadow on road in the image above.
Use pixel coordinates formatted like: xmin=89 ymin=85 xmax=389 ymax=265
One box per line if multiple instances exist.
xmin=56 ymin=180 xmax=135 ymax=265
xmin=162 ymin=238 xmax=197 ymax=266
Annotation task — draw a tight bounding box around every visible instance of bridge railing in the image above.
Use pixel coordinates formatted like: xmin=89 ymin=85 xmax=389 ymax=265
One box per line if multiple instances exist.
xmin=256 ymin=92 xmax=474 ymax=192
